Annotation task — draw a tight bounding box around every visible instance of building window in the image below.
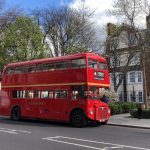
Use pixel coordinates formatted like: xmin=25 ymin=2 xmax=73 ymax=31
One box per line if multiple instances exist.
xmin=138 ymin=91 xmax=143 ymax=102
xmin=130 ymin=91 xmax=136 ymax=102
xmin=110 ymin=56 xmax=120 ymax=67
xmin=110 ymin=37 xmax=119 ymax=50
xmin=118 ymin=91 xmax=123 ymax=101
xmin=129 ymin=72 xmax=135 ymax=83
xmin=137 ymin=72 xmax=142 ymax=83
xmin=128 ymin=33 xmax=136 ymax=46
xmin=130 ymin=54 xmax=140 ymax=66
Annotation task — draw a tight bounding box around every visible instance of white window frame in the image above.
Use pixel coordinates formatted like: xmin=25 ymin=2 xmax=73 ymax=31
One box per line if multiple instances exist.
xmin=129 ymin=91 xmax=136 ymax=102
xmin=129 ymin=72 xmax=135 ymax=83
xmin=137 ymin=91 xmax=143 ymax=103
xmin=137 ymin=71 xmax=142 ymax=83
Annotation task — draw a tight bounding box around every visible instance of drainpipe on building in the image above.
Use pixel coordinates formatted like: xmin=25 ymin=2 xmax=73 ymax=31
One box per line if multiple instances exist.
xmin=143 ymin=50 xmax=148 ymax=109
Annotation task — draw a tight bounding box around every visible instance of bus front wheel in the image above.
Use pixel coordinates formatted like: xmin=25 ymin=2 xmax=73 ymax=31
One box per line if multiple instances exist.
xmin=100 ymin=120 xmax=108 ymax=125
xmin=71 ymin=110 xmax=87 ymax=127
xmin=11 ymin=107 xmax=21 ymax=121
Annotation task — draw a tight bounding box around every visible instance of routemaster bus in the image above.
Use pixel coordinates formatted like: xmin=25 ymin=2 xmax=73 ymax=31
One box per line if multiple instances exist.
xmin=0 ymin=53 xmax=111 ymax=127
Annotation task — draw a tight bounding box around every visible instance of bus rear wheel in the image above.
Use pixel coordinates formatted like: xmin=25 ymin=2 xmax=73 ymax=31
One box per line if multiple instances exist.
xmin=71 ymin=110 xmax=87 ymax=127
xmin=11 ymin=107 xmax=21 ymax=121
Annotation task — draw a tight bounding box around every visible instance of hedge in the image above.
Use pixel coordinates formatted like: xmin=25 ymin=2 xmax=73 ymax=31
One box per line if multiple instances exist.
xmin=130 ymin=109 xmax=150 ymax=119
xmin=109 ymin=102 xmax=137 ymax=115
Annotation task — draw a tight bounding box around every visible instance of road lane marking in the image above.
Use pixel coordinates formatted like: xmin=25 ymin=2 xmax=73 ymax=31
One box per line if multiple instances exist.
xmin=0 ymin=128 xmax=31 ymax=134
xmin=43 ymin=138 xmax=105 ymax=150
xmin=17 ymin=130 xmax=31 ymax=133
xmin=0 ymin=128 xmax=16 ymax=131
xmin=43 ymin=136 xmax=123 ymax=150
xmin=103 ymin=147 xmax=124 ymax=149
xmin=43 ymin=136 xmax=150 ymax=150
xmin=0 ymin=129 xmax=18 ymax=134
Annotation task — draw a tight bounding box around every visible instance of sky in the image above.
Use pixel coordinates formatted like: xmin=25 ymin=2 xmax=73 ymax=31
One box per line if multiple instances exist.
xmin=5 ymin=0 xmax=147 ymax=30
xmin=6 ymin=0 xmax=116 ymax=26
xmin=6 ymin=0 xmax=73 ymax=10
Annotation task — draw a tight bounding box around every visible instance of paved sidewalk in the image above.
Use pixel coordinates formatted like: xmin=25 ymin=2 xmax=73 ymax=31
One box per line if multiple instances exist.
xmin=108 ymin=113 xmax=150 ymax=129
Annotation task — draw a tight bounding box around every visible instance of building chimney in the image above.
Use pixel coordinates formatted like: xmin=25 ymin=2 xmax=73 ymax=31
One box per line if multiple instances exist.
xmin=107 ymin=23 xmax=117 ymax=36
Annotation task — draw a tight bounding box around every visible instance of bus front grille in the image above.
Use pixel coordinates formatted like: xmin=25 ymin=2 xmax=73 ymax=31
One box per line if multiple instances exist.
xmin=96 ymin=107 xmax=108 ymax=121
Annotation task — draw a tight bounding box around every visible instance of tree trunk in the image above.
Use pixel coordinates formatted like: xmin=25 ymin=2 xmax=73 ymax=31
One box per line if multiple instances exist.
xmin=123 ymin=75 xmax=127 ymax=102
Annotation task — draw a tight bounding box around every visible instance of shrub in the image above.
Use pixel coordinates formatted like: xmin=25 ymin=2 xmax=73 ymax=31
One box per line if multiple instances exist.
xmin=130 ymin=109 xmax=150 ymax=119
xmin=109 ymin=103 xmax=119 ymax=115
xmin=130 ymin=109 xmax=138 ymax=118
xmin=121 ymin=103 xmax=131 ymax=113
xmin=109 ymin=102 xmax=138 ymax=115
xmin=130 ymin=102 xmax=137 ymax=109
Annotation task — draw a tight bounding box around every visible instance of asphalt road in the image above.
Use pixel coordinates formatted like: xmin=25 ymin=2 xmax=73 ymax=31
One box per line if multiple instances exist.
xmin=0 ymin=117 xmax=150 ymax=150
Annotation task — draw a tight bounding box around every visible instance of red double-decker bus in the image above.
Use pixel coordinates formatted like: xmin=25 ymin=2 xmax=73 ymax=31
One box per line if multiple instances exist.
xmin=0 ymin=53 xmax=111 ymax=127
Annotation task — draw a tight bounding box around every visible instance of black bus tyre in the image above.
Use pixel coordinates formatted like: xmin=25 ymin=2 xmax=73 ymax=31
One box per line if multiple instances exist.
xmin=101 ymin=120 xmax=108 ymax=125
xmin=11 ymin=107 xmax=21 ymax=121
xmin=95 ymin=121 xmax=101 ymax=126
xmin=95 ymin=120 xmax=108 ymax=126
xmin=71 ymin=110 xmax=87 ymax=127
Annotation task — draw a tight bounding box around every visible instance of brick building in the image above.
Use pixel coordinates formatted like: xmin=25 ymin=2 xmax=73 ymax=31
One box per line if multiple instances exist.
xmin=143 ymin=15 xmax=150 ymax=105
xmin=105 ymin=15 xmax=150 ymax=105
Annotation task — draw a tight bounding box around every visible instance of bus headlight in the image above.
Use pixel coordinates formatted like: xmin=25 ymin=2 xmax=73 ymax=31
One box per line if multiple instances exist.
xmin=108 ymin=109 xmax=111 ymax=114
xmin=89 ymin=110 xmax=94 ymax=115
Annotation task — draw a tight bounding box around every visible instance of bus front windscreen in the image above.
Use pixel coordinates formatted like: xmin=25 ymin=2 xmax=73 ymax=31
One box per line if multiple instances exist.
xmin=89 ymin=86 xmax=99 ymax=100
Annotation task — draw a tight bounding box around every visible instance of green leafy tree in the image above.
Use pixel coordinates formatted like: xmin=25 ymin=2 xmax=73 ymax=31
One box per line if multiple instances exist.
xmin=0 ymin=16 xmax=47 ymax=67
xmin=0 ymin=0 xmax=21 ymax=70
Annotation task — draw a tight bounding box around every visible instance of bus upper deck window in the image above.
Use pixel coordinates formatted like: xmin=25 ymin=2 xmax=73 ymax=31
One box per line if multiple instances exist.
xmin=56 ymin=62 xmax=69 ymax=70
xmin=99 ymin=63 xmax=107 ymax=70
xmin=5 ymin=68 xmax=14 ymax=75
xmin=14 ymin=67 xmax=24 ymax=74
xmin=43 ymin=63 xmax=55 ymax=71
xmin=88 ymin=59 xmax=98 ymax=69
xmin=24 ymin=66 xmax=35 ymax=73
xmin=36 ymin=64 xmax=42 ymax=72
xmin=71 ymin=59 xmax=86 ymax=68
